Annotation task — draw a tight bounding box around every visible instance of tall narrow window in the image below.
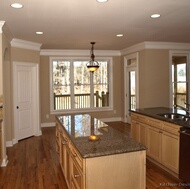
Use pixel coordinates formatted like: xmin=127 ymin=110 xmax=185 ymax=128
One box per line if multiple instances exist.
xmin=172 ymin=56 xmax=188 ymax=107
xmin=50 ymin=58 xmax=112 ymax=113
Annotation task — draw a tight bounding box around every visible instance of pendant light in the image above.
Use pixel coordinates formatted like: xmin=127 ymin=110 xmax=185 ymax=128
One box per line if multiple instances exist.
xmin=86 ymin=42 xmax=99 ymax=72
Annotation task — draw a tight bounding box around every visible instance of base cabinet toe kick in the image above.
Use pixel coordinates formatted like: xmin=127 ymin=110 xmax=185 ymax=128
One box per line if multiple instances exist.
xmin=56 ymin=114 xmax=147 ymax=189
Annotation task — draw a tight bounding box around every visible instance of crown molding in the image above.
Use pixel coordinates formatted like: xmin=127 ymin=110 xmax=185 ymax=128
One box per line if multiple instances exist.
xmin=0 ymin=21 xmax=5 ymax=33
xmin=11 ymin=38 xmax=42 ymax=51
xmin=121 ymin=41 xmax=190 ymax=55
xmin=40 ymin=49 xmax=121 ymax=56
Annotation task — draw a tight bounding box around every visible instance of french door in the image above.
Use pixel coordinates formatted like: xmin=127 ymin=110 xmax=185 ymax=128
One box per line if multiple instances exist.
xmin=124 ymin=53 xmax=139 ymax=123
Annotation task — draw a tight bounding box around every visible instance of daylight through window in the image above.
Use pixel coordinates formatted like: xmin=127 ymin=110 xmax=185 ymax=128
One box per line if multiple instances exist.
xmin=51 ymin=58 xmax=111 ymax=112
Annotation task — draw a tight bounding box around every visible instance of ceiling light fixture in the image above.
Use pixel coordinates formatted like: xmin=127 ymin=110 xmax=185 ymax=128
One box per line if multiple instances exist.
xmin=151 ymin=14 xmax=161 ymax=18
xmin=97 ymin=0 xmax=108 ymax=2
xmin=11 ymin=3 xmax=23 ymax=9
xmin=116 ymin=34 xmax=123 ymax=37
xmin=36 ymin=31 xmax=43 ymax=35
xmin=86 ymin=42 xmax=99 ymax=73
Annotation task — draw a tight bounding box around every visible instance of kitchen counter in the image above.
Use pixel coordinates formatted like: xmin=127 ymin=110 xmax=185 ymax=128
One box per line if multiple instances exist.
xmin=130 ymin=107 xmax=190 ymax=129
xmin=56 ymin=114 xmax=146 ymax=158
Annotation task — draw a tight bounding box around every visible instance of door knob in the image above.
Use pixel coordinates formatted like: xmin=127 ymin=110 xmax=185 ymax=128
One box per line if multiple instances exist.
xmin=17 ymin=106 xmax=19 ymax=109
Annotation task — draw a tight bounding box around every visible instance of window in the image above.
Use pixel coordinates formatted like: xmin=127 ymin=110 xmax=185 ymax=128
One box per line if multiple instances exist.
xmin=172 ymin=55 xmax=188 ymax=107
xmin=50 ymin=57 xmax=112 ymax=113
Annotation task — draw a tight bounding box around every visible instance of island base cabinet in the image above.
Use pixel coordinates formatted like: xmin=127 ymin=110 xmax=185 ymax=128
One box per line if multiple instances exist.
xmin=85 ymin=150 xmax=146 ymax=189
xmin=70 ymin=157 xmax=84 ymax=189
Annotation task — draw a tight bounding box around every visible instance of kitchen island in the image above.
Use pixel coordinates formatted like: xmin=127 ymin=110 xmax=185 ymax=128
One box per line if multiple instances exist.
xmin=56 ymin=114 xmax=146 ymax=189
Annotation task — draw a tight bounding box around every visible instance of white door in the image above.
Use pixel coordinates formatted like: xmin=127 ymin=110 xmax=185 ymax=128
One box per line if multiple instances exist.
xmin=124 ymin=53 xmax=139 ymax=124
xmin=13 ymin=62 xmax=40 ymax=141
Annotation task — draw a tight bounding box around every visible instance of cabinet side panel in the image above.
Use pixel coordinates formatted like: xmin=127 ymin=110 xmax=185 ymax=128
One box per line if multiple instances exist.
xmin=86 ymin=150 xmax=146 ymax=189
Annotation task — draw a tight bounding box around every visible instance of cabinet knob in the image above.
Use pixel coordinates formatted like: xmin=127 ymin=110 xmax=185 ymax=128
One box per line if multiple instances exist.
xmin=74 ymin=174 xmax=80 ymax=178
xmin=62 ymin=140 xmax=66 ymax=145
xmin=73 ymin=153 xmax=77 ymax=157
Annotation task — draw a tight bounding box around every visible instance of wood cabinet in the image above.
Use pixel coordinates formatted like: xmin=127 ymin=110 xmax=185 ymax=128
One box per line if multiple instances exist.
xmin=61 ymin=133 xmax=71 ymax=187
xmin=162 ymin=122 xmax=180 ymax=174
xmin=0 ymin=122 xmax=2 ymax=163
xmin=56 ymin=121 xmax=85 ymax=189
xmin=131 ymin=114 xmax=147 ymax=146
xmin=131 ymin=112 xmax=181 ymax=175
xmin=147 ymin=126 xmax=162 ymax=162
xmin=56 ymin=118 xmax=146 ymax=189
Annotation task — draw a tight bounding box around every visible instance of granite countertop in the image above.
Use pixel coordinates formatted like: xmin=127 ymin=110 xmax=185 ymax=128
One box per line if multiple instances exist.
xmin=130 ymin=107 xmax=190 ymax=129
xmin=56 ymin=114 xmax=146 ymax=158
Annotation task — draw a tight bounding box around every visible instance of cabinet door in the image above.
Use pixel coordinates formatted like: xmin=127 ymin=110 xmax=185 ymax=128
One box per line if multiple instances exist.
xmin=131 ymin=120 xmax=139 ymax=141
xmin=139 ymin=122 xmax=147 ymax=146
xmin=55 ymin=125 xmax=60 ymax=155
xmin=64 ymin=143 xmax=71 ymax=186
xmin=61 ymin=135 xmax=70 ymax=187
xmin=147 ymin=126 xmax=162 ymax=162
xmin=162 ymin=131 xmax=179 ymax=174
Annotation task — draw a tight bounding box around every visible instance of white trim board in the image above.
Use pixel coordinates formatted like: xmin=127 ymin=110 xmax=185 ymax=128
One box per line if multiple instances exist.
xmin=41 ymin=122 xmax=56 ymax=128
xmin=11 ymin=38 xmax=42 ymax=51
xmin=121 ymin=41 xmax=190 ymax=55
xmin=40 ymin=49 xmax=121 ymax=56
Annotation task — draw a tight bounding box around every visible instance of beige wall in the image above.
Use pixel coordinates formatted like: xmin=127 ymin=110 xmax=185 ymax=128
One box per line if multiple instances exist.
xmin=40 ymin=56 xmax=122 ymax=123
xmin=138 ymin=49 xmax=170 ymax=108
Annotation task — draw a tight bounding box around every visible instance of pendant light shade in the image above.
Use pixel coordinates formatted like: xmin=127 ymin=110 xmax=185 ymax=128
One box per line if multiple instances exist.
xmin=86 ymin=42 xmax=99 ymax=72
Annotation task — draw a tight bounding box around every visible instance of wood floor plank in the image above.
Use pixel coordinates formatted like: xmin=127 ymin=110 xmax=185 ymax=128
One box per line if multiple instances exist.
xmin=0 ymin=123 xmax=189 ymax=189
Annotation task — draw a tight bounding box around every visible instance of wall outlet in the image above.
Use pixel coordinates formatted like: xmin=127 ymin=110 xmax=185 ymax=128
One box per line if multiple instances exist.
xmin=46 ymin=114 xmax=49 ymax=119
xmin=114 ymin=110 xmax=117 ymax=114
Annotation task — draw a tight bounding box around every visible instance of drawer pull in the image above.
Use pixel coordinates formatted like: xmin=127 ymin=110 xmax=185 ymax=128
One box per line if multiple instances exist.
xmin=73 ymin=153 xmax=77 ymax=157
xmin=74 ymin=174 xmax=80 ymax=178
xmin=62 ymin=140 xmax=66 ymax=145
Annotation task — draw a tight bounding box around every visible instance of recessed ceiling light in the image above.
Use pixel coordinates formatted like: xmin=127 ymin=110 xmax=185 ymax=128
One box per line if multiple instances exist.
xmin=151 ymin=14 xmax=161 ymax=18
xmin=36 ymin=31 xmax=43 ymax=35
xmin=116 ymin=34 xmax=123 ymax=37
xmin=97 ymin=0 xmax=108 ymax=2
xmin=11 ymin=3 xmax=23 ymax=9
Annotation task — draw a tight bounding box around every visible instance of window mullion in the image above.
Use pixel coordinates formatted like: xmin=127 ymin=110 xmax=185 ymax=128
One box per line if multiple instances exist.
xmin=70 ymin=61 xmax=75 ymax=109
xmin=90 ymin=72 xmax=94 ymax=107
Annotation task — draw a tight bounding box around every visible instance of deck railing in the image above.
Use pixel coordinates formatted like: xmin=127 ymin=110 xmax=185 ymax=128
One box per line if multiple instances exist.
xmin=54 ymin=91 xmax=109 ymax=110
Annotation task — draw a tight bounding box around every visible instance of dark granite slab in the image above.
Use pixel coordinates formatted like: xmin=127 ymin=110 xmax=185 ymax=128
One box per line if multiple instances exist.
xmin=56 ymin=114 xmax=146 ymax=158
xmin=130 ymin=107 xmax=190 ymax=129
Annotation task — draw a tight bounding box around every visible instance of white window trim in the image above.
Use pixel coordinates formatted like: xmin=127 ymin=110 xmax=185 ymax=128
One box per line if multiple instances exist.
xmin=169 ymin=50 xmax=190 ymax=108
xmin=49 ymin=56 xmax=113 ymax=114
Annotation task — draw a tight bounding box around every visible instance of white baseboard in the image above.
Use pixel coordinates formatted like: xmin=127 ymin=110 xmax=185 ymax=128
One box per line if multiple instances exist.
xmin=41 ymin=122 xmax=56 ymax=128
xmin=1 ymin=155 xmax=8 ymax=167
xmin=6 ymin=141 xmax=13 ymax=147
xmin=100 ymin=117 xmax=122 ymax=122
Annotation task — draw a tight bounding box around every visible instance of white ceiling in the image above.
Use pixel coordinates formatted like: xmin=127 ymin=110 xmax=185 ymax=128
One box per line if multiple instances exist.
xmin=1 ymin=0 xmax=190 ymax=50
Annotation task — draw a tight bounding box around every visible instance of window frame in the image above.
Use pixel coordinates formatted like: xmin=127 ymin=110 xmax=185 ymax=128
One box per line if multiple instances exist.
xmin=169 ymin=51 xmax=190 ymax=108
xmin=49 ymin=56 xmax=113 ymax=114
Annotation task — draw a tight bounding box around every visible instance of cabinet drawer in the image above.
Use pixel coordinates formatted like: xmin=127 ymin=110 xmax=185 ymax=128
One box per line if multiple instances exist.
xmin=70 ymin=144 xmax=83 ymax=171
xmin=162 ymin=122 xmax=181 ymax=136
xmin=131 ymin=113 xmax=147 ymax=124
xmin=137 ymin=115 xmax=147 ymax=124
xmin=148 ymin=117 xmax=162 ymax=129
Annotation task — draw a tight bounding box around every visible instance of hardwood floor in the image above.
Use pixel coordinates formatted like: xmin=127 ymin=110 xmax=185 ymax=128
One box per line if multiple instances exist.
xmin=0 ymin=122 xmax=189 ymax=189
